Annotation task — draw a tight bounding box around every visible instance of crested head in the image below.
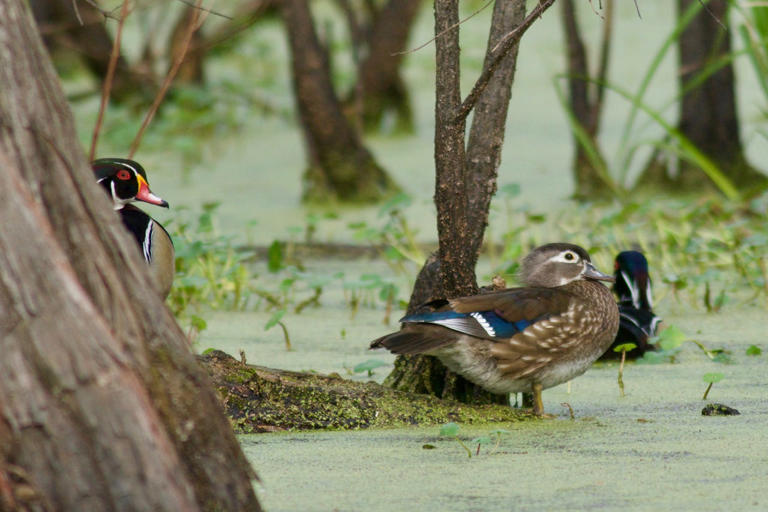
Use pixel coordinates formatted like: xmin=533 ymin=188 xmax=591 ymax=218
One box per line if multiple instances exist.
xmin=92 ymin=158 xmax=168 ymax=209
xmin=520 ymin=243 xmax=614 ymax=288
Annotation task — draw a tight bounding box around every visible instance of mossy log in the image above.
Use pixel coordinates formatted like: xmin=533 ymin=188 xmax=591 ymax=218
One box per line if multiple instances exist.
xmin=199 ymin=350 xmax=531 ymax=433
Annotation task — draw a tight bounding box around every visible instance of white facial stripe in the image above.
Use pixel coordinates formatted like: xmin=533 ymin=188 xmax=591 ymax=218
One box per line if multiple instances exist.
xmin=143 ymin=220 xmax=153 ymax=262
xmin=119 ymin=161 xmax=140 ymax=176
xmin=646 ymin=279 xmax=654 ymax=308
xmin=109 ymin=181 xmax=128 ymax=210
xmin=621 ymin=270 xmax=640 ymax=309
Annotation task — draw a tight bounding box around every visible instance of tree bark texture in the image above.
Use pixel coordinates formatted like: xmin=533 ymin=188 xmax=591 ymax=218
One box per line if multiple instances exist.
xmin=384 ymin=0 xmax=529 ymax=406
xmin=674 ymin=0 xmax=764 ymax=189
xmin=0 ymin=1 xmax=260 ymax=510
xmin=353 ymin=0 xmax=422 ymax=132
xmin=281 ymin=0 xmax=399 ymax=202
xmin=560 ymin=0 xmax=612 ymax=200
xmin=640 ymin=0 xmax=765 ymax=193
xmin=28 ymin=0 xmax=153 ymax=101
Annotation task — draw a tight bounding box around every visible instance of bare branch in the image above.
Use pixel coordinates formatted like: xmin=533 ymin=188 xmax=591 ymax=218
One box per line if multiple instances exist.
xmin=89 ymin=0 xmax=132 ymax=162
xmin=129 ymin=0 xmax=209 ymax=158
xmin=174 ymin=0 xmax=233 ymax=20
xmin=457 ymin=0 xmax=555 ymax=121
xmin=71 ymin=0 xmax=84 ymax=25
xmin=392 ymin=0 xmax=493 ymax=56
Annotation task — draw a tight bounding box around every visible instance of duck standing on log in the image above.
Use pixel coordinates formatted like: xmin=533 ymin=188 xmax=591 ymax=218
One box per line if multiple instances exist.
xmin=370 ymin=243 xmax=619 ymax=416
xmin=93 ymin=158 xmax=175 ymax=299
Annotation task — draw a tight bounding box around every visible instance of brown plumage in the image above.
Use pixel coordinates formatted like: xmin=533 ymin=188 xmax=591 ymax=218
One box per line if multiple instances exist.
xmin=370 ymin=243 xmax=619 ymax=416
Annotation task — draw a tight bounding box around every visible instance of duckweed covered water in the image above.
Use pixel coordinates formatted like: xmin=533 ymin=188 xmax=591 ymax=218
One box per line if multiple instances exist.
xmin=201 ymin=305 xmax=768 ymax=511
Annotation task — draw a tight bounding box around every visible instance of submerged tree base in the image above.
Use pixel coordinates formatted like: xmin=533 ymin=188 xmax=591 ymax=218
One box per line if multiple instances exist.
xmin=199 ymin=350 xmax=531 ymax=433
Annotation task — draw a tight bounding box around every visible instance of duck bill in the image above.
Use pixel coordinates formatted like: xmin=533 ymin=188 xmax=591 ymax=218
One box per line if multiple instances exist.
xmin=135 ymin=175 xmax=169 ymax=208
xmin=584 ymin=262 xmax=615 ymax=282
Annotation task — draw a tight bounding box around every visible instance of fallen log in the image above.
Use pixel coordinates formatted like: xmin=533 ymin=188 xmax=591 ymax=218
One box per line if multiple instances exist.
xmin=199 ymin=350 xmax=530 ymax=433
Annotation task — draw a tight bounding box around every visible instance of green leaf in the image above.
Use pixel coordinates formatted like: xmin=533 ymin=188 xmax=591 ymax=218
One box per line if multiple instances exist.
xmin=656 ymin=325 xmax=686 ymax=351
xmin=439 ymin=422 xmax=460 ymax=437
xmin=613 ymin=343 xmax=638 ymax=353
xmin=189 ymin=315 xmax=207 ymax=332
xmin=267 ymin=240 xmax=284 ymax=273
xmin=746 ymin=345 xmax=762 ymax=356
xmin=202 ymin=347 xmax=216 ymax=355
xmin=471 ymin=436 xmax=492 ymax=445
xmin=702 ymin=372 xmax=724 ymax=384
xmin=489 ymin=429 xmax=511 ymax=436
xmin=265 ymin=309 xmax=286 ymax=331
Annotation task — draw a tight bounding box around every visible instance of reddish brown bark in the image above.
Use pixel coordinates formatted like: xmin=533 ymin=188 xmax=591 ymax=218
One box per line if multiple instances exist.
xmin=0 ymin=1 xmax=260 ymax=510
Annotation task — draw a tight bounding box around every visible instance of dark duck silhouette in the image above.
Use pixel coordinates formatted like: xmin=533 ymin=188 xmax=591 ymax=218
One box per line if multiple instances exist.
xmin=601 ymin=250 xmax=662 ymax=360
xmin=370 ymin=243 xmax=619 ymax=416
xmin=93 ymin=158 xmax=175 ymax=299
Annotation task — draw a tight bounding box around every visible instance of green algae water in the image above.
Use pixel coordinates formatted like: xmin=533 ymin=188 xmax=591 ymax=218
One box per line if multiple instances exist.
xmin=230 ymin=309 xmax=768 ymax=512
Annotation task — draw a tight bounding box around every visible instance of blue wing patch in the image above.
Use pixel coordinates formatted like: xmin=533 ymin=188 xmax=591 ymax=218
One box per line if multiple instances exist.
xmin=401 ymin=310 xmax=533 ymax=340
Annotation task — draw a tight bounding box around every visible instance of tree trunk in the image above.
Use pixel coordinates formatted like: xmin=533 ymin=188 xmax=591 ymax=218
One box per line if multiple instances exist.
xmin=638 ymin=0 xmax=766 ymax=193
xmin=560 ymin=0 xmax=613 ymax=200
xmin=281 ymin=0 xmax=399 ymax=203
xmin=383 ymin=0 xmax=546 ymax=406
xmin=351 ymin=0 xmax=422 ymax=132
xmin=0 ymin=1 xmax=260 ymax=510
xmin=29 ymin=0 xmax=153 ymax=101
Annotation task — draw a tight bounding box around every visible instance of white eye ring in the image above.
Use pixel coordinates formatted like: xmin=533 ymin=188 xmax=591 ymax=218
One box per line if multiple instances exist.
xmin=550 ymin=251 xmax=579 ymax=264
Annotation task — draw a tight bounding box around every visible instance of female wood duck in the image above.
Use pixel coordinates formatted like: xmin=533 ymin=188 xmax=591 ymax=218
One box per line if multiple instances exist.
xmin=92 ymin=158 xmax=175 ymax=299
xmin=370 ymin=243 xmax=619 ymax=416
xmin=601 ymin=250 xmax=662 ymax=360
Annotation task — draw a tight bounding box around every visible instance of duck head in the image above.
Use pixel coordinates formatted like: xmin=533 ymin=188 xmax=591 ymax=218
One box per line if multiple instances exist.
xmin=520 ymin=243 xmax=614 ymax=287
xmin=92 ymin=158 xmax=169 ymax=210
xmin=613 ymin=250 xmax=653 ymax=310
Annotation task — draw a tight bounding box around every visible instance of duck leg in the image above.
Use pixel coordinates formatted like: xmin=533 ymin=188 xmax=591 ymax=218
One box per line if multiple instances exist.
xmin=532 ymin=383 xmax=544 ymax=417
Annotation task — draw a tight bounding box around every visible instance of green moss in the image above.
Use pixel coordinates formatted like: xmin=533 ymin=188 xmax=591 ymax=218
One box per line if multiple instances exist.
xmin=199 ymin=350 xmax=530 ymax=433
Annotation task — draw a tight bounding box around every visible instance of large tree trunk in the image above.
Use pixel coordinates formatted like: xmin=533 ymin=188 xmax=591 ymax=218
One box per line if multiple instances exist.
xmin=0 ymin=1 xmax=260 ymax=510
xmin=638 ymin=0 xmax=766 ymax=193
xmin=560 ymin=0 xmax=613 ymax=200
xmin=351 ymin=0 xmax=422 ymax=132
xmin=383 ymin=0 xmax=548 ymax=406
xmin=281 ymin=0 xmax=399 ymax=203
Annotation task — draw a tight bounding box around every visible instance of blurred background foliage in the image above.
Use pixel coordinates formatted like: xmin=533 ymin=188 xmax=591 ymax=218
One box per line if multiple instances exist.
xmin=38 ymin=0 xmax=768 ymax=332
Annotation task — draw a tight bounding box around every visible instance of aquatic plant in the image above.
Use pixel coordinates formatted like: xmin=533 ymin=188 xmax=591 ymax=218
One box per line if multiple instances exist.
xmin=701 ymin=372 xmax=724 ymax=400
xmin=439 ymin=422 xmax=472 ymax=458
xmin=613 ymin=343 xmax=637 ymax=397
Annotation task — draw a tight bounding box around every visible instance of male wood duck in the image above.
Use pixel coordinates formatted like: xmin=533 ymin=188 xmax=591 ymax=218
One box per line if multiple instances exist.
xmin=92 ymin=158 xmax=175 ymax=299
xmin=601 ymin=250 xmax=662 ymax=360
xmin=370 ymin=243 xmax=619 ymax=416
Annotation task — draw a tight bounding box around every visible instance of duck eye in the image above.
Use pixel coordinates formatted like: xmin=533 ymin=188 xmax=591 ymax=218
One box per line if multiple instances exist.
xmin=116 ymin=170 xmax=131 ymax=181
xmin=564 ymin=252 xmax=575 ymax=261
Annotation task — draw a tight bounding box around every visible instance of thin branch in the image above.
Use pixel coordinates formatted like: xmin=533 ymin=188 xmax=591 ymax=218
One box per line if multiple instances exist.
xmin=128 ymin=0 xmax=208 ymax=158
xmin=71 ymin=0 xmax=84 ymax=25
xmin=89 ymin=0 xmax=132 ymax=162
xmin=175 ymin=0 xmax=233 ymax=20
xmin=698 ymin=0 xmax=726 ymax=30
xmin=392 ymin=0 xmax=493 ymax=56
xmin=457 ymin=0 xmax=555 ymax=121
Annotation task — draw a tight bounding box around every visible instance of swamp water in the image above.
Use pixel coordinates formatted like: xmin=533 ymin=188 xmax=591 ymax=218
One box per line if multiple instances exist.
xmin=203 ymin=302 xmax=768 ymax=511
